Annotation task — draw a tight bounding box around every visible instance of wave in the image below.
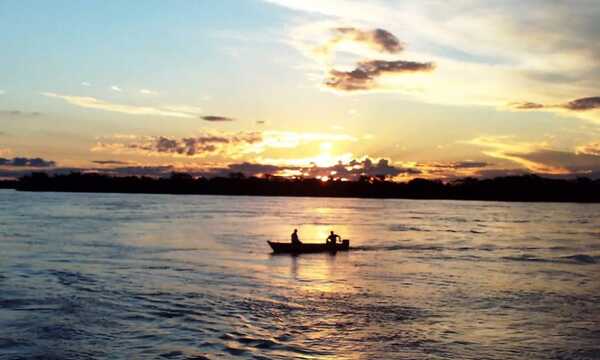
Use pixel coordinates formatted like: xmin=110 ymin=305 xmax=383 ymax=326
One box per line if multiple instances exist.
xmin=388 ymin=224 xmax=431 ymax=232
xmin=352 ymin=244 xmax=445 ymax=252
xmin=502 ymin=254 xmax=598 ymax=265
xmin=388 ymin=224 xmax=486 ymax=234
xmin=351 ymin=245 xmax=599 ymax=266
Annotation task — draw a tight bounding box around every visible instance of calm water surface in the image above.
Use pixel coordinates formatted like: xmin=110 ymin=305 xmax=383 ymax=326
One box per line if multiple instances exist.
xmin=1 ymin=190 xmax=599 ymax=359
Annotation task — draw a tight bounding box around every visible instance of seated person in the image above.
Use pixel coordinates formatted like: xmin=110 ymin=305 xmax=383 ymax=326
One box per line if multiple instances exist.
xmin=291 ymin=229 xmax=302 ymax=245
xmin=326 ymin=231 xmax=341 ymax=245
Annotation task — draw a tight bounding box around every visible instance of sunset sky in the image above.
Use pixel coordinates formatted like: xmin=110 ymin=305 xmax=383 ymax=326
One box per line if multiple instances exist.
xmin=2 ymin=0 xmax=600 ymax=180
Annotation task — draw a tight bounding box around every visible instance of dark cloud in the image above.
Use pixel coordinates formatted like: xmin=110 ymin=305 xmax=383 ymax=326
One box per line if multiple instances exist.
xmin=333 ymin=27 xmax=403 ymax=53
xmin=443 ymin=161 xmax=490 ymax=169
xmin=326 ymin=60 xmax=435 ymax=91
xmin=450 ymin=161 xmax=490 ymax=169
xmin=208 ymin=162 xmax=282 ymax=177
xmin=473 ymin=168 xmax=531 ymax=179
xmin=509 ymin=149 xmax=600 ymax=174
xmin=563 ymin=97 xmax=600 ymax=111
xmin=511 ymin=102 xmax=545 ymax=110
xmin=201 ymin=115 xmax=235 ymax=122
xmin=512 ymin=96 xmax=600 ymax=111
xmin=256 ymin=120 xmax=265 ymax=125
xmin=319 ymin=27 xmax=434 ymax=92
xmin=98 ymin=133 xmax=263 ymax=157
xmin=304 ymin=158 xmax=421 ymax=179
xmin=422 ymin=161 xmax=491 ymax=170
xmin=0 ymin=157 xmax=56 ymax=167
xmin=201 ymin=158 xmax=420 ymax=180
xmin=92 ymin=160 xmax=130 ymax=165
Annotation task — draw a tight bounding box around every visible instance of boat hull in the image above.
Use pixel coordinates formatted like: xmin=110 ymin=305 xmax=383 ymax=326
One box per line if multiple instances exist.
xmin=268 ymin=240 xmax=350 ymax=254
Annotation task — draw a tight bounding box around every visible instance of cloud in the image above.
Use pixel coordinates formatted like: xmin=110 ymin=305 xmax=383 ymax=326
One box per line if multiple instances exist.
xmin=203 ymin=157 xmax=420 ymax=180
xmin=42 ymin=92 xmax=203 ymax=118
xmin=325 ymin=59 xmax=435 ymax=91
xmin=292 ymin=24 xmax=435 ymax=93
xmin=462 ymin=135 xmax=568 ymax=174
xmin=506 ymin=149 xmax=600 ymax=177
xmin=161 ymin=105 xmax=203 ymax=114
xmin=111 ymin=85 xmax=123 ymax=92
xmin=93 ymin=130 xmax=357 ymax=161
xmin=510 ymin=102 xmax=545 ymax=110
xmin=511 ymin=96 xmax=600 ymax=112
xmin=208 ymin=162 xmax=283 ymax=177
xmin=0 ymin=157 xmax=56 ymax=167
xmin=259 ymin=130 xmax=356 ymax=149
xmin=81 ymin=82 xmax=91 ymax=87
xmin=0 ymin=90 xmax=5 ymax=95
xmin=316 ymin=27 xmax=403 ymax=57
xmin=140 ymin=89 xmax=158 ymax=95
xmin=91 ymin=160 xmax=130 ymax=165
xmin=402 ymin=160 xmax=492 ymax=180
xmin=256 ymin=120 xmax=266 ymax=125
xmin=576 ymin=142 xmax=600 ymax=156
xmin=563 ymin=97 xmax=600 ymax=111
xmin=461 ymin=135 xmax=600 ymax=176
xmin=201 ymin=115 xmax=235 ymax=122
xmin=93 ymin=132 xmax=263 ymax=158
xmin=0 ymin=110 xmax=42 ymax=117
xmin=426 ymin=161 xmax=491 ymax=169
xmin=272 ymin=1 xmax=600 ymax=111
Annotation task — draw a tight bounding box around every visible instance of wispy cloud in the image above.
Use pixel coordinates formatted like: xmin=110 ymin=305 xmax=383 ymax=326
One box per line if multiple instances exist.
xmin=91 ymin=160 xmax=130 ymax=165
xmin=576 ymin=142 xmax=600 ymax=156
xmin=463 ymin=136 xmax=570 ymax=174
xmin=509 ymin=96 xmax=600 ymax=123
xmin=0 ymin=110 xmax=41 ymax=117
xmin=139 ymin=89 xmax=158 ymax=95
xmin=0 ymin=90 xmax=5 ymax=95
xmin=81 ymin=82 xmax=91 ymax=87
xmin=42 ymin=92 xmax=203 ymax=118
xmin=110 ymin=85 xmax=123 ymax=92
xmin=511 ymin=96 xmax=600 ymax=112
xmin=201 ymin=115 xmax=235 ymax=122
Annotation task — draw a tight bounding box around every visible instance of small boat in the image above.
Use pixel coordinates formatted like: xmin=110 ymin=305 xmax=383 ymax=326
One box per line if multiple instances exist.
xmin=268 ymin=239 xmax=350 ymax=254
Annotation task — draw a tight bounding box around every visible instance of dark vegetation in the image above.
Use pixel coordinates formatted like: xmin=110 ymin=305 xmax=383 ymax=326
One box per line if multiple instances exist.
xmin=6 ymin=171 xmax=600 ymax=202
xmin=0 ymin=179 xmax=17 ymax=189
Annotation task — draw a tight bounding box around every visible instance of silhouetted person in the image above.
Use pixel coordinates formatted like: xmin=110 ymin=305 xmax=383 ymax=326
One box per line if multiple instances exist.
xmin=291 ymin=229 xmax=301 ymax=245
xmin=326 ymin=231 xmax=340 ymax=245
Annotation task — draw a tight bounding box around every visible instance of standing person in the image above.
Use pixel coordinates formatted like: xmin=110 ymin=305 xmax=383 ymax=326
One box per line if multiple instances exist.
xmin=326 ymin=231 xmax=340 ymax=245
xmin=291 ymin=229 xmax=302 ymax=245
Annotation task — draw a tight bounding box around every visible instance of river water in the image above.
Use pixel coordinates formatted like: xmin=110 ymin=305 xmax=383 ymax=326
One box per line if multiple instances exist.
xmin=1 ymin=190 xmax=599 ymax=359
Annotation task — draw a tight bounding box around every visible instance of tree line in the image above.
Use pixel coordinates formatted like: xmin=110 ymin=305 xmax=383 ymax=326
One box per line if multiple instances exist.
xmin=3 ymin=171 xmax=600 ymax=202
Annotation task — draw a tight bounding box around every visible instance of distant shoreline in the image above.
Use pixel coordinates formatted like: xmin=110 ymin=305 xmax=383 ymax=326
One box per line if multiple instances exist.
xmin=3 ymin=172 xmax=600 ymax=203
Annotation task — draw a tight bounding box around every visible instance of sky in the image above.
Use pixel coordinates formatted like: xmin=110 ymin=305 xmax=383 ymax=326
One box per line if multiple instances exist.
xmin=2 ymin=0 xmax=600 ymax=180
